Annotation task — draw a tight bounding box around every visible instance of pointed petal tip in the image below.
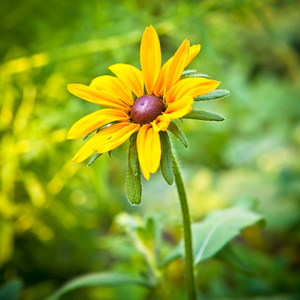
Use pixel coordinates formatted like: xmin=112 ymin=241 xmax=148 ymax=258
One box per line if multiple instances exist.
xmin=67 ymin=83 xmax=78 ymax=90
xmin=67 ymin=83 xmax=85 ymax=95
xmin=67 ymin=131 xmax=80 ymax=140
xmin=184 ymin=39 xmax=190 ymax=46
xmin=147 ymin=25 xmax=155 ymax=31
xmin=194 ymin=44 xmax=201 ymax=53
xmin=72 ymin=156 xmax=79 ymax=163
xmin=66 ymin=84 xmax=74 ymax=92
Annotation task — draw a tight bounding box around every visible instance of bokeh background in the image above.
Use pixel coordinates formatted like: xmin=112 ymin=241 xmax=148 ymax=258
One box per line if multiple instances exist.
xmin=1 ymin=0 xmax=300 ymax=299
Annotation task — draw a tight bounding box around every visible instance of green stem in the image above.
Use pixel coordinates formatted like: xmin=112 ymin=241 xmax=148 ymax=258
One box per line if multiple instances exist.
xmin=172 ymin=153 xmax=197 ymax=300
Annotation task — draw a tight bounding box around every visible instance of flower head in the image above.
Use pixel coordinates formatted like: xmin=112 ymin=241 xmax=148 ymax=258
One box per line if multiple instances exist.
xmin=67 ymin=26 xmax=220 ymax=180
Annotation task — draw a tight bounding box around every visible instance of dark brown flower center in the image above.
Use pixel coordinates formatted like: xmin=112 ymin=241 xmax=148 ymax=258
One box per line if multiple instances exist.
xmin=130 ymin=95 xmax=165 ymax=124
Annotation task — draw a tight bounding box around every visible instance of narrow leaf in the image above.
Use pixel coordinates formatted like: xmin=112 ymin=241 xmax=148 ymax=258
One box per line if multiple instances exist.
xmin=182 ymin=73 xmax=211 ymax=79
xmin=194 ymin=89 xmax=230 ymax=101
xmin=181 ymin=69 xmax=197 ymax=77
xmin=128 ymin=133 xmax=139 ymax=176
xmin=87 ymin=152 xmax=102 ymax=167
xmin=167 ymin=122 xmax=188 ymax=149
xmin=47 ymin=272 xmax=153 ymax=300
xmin=159 ymin=131 xmax=174 ymax=185
xmin=181 ymin=69 xmax=211 ymax=79
xmin=183 ymin=109 xmax=225 ymax=122
xmin=126 ymin=133 xmax=142 ymax=205
xmin=162 ymin=206 xmax=265 ymax=266
xmin=82 ymin=132 xmax=92 ymax=141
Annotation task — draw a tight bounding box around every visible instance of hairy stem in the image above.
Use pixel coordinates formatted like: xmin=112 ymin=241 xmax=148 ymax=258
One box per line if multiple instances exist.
xmin=172 ymin=153 xmax=197 ymax=300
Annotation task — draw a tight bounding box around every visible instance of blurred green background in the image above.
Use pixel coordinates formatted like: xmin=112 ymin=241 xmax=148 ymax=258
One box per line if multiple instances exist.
xmin=1 ymin=0 xmax=300 ymax=299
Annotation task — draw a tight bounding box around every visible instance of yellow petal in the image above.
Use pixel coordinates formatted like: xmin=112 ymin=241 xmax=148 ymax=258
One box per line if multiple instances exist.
xmin=146 ymin=127 xmax=161 ymax=173
xmin=72 ymin=122 xmax=136 ymax=162
xmin=153 ymin=60 xmax=170 ymax=97
xmin=153 ymin=44 xmax=200 ymax=96
xmin=90 ymin=75 xmax=133 ymax=105
xmin=67 ymin=84 xmax=129 ymax=111
xmin=137 ymin=124 xmax=151 ymax=180
xmin=165 ymin=39 xmax=190 ymax=92
xmin=165 ymin=78 xmax=197 ymax=104
xmin=67 ymin=109 xmax=129 ymax=139
xmin=185 ymin=44 xmax=201 ymax=67
xmin=152 ymin=113 xmax=171 ymax=132
xmin=140 ymin=25 xmax=161 ymax=94
xmin=166 ymin=78 xmax=220 ymax=103
xmin=109 ymin=64 xmax=144 ymax=98
xmin=165 ymin=96 xmax=194 ymax=119
xmin=185 ymin=80 xmax=220 ymax=100
xmin=137 ymin=125 xmax=161 ymax=179
xmin=98 ymin=123 xmax=140 ymax=153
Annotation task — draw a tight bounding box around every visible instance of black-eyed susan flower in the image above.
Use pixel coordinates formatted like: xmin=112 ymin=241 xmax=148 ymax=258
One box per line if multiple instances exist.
xmin=67 ymin=26 xmax=225 ymax=183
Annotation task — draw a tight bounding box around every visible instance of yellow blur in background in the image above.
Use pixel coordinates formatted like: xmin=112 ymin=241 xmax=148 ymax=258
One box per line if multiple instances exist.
xmin=0 ymin=0 xmax=300 ymax=299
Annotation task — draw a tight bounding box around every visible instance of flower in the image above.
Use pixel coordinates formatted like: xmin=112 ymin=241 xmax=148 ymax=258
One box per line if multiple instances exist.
xmin=67 ymin=26 xmax=220 ymax=180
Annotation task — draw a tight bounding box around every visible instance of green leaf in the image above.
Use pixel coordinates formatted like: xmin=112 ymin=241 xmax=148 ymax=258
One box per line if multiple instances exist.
xmin=126 ymin=133 xmax=142 ymax=205
xmin=82 ymin=132 xmax=92 ymax=141
xmin=183 ymin=109 xmax=225 ymax=122
xmin=184 ymin=73 xmax=211 ymax=79
xmin=167 ymin=122 xmax=188 ymax=149
xmin=87 ymin=152 xmax=102 ymax=167
xmin=194 ymin=89 xmax=230 ymax=101
xmin=159 ymin=131 xmax=174 ymax=185
xmin=181 ymin=70 xmax=210 ymax=79
xmin=162 ymin=207 xmax=265 ymax=266
xmin=181 ymin=69 xmax=197 ymax=76
xmin=47 ymin=272 xmax=153 ymax=300
xmin=216 ymin=244 xmax=257 ymax=275
xmin=0 ymin=279 xmax=22 ymax=300
xmin=136 ymin=216 xmax=157 ymax=248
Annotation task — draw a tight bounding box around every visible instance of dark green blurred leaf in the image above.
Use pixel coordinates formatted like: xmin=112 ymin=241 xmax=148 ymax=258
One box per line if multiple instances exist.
xmin=136 ymin=217 xmax=157 ymax=248
xmin=159 ymin=131 xmax=174 ymax=185
xmin=163 ymin=207 xmax=265 ymax=266
xmin=183 ymin=109 xmax=225 ymax=122
xmin=0 ymin=279 xmax=22 ymax=300
xmin=216 ymin=244 xmax=257 ymax=275
xmin=126 ymin=133 xmax=142 ymax=205
xmin=167 ymin=122 xmax=188 ymax=149
xmin=47 ymin=272 xmax=153 ymax=300
xmin=194 ymin=89 xmax=230 ymax=101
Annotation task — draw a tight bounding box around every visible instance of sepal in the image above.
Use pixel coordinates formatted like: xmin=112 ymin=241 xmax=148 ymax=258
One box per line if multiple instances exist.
xmin=126 ymin=133 xmax=142 ymax=205
xmin=167 ymin=122 xmax=188 ymax=149
xmin=183 ymin=109 xmax=225 ymax=122
xmin=194 ymin=89 xmax=230 ymax=101
xmin=87 ymin=152 xmax=102 ymax=167
xmin=159 ymin=131 xmax=174 ymax=185
xmin=181 ymin=69 xmax=210 ymax=79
